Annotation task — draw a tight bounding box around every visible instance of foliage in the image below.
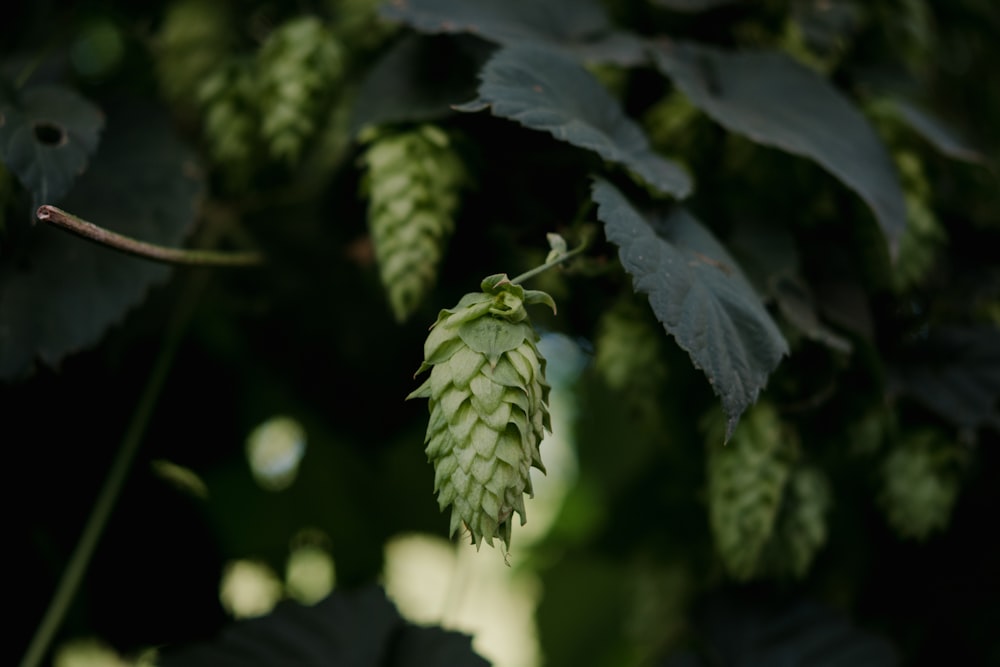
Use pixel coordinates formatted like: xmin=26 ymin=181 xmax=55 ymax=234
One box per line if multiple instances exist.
xmin=3 ymin=1 xmax=999 ymax=666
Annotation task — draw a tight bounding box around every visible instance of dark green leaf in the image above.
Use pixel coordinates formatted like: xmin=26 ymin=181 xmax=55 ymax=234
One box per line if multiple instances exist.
xmin=665 ymin=594 xmax=899 ymax=667
xmin=728 ymin=220 xmax=852 ymax=353
xmin=456 ymin=45 xmax=692 ymax=198
xmin=381 ymin=0 xmax=647 ymax=65
xmin=592 ymin=179 xmax=787 ymax=435
xmin=158 ymin=586 xmax=488 ymax=667
xmin=892 ymin=98 xmax=987 ymax=164
xmin=0 ymin=103 xmax=201 ymax=380
xmin=651 ymin=41 xmax=906 ymax=256
xmin=351 ymin=34 xmax=489 ymax=135
xmin=0 ymin=83 xmax=104 ymax=206
xmin=890 ymin=325 xmax=1000 ymax=434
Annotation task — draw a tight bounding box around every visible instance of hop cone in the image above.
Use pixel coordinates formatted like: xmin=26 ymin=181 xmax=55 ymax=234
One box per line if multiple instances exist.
xmin=197 ymin=58 xmax=259 ymax=170
xmin=761 ymin=465 xmax=832 ymax=579
xmin=360 ymin=124 xmax=469 ymax=322
xmin=880 ymin=429 xmax=961 ymax=540
xmin=154 ymin=0 xmax=234 ymax=109
xmin=704 ymin=401 xmax=798 ymax=581
xmin=257 ymin=17 xmax=344 ymax=164
xmin=893 ymin=150 xmax=946 ymax=291
xmin=407 ymin=274 xmax=556 ymax=550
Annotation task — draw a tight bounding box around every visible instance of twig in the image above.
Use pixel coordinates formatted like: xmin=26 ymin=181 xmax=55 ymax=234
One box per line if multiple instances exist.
xmin=36 ymin=205 xmax=265 ymax=267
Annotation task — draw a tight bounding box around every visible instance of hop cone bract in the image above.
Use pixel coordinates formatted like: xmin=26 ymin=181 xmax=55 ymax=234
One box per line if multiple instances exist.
xmin=360 ymin=124 xmax=469 ymax=322
xmin=408 ymin=275 xmax=555 ymax=550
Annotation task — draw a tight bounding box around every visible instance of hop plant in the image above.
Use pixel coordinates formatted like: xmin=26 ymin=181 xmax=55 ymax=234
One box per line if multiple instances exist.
xmin=257 ymin=17 xmax=344 ymax=164
xmin=407 ymin=274 xmax=555 ymax=551
xmin=197 ymin=57 xmax=259 ymax=172
xmin=703 ymin=400 xmax=798 ymax=581
xmin=880 ymin=429 xmax=961 ymax=540
xmin=154 ymin=0 xmax=235 ymax=109
xmin=360 ymin=124 xmax=469 ymax=322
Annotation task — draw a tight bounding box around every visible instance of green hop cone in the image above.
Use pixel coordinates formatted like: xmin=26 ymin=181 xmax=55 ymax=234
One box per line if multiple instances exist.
xmin=360 ymin=124 xmax=469 ymax=322
xmin=154 ymin=0 xmax=235 ymax=110
xmin=407 ymin=274 xmax=556 ymax=551
xmin=880 ymin=429 xmax=962 ymax=540
xmin=703 ymin=400 xmax=798 ymax=581
xmin=892 ymin=150 xmax=946 ymax=291
xmin=257 ymin=16 xmax=344 ymax=164
xmin=197 ymin=57 xmax=259 ymax=171
xmin=761 ymin=465 xmax=832 ymax=579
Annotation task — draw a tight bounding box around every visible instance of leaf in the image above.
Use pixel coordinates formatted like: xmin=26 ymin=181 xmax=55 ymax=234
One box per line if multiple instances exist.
xmin=456 ymin=45 xmax=692 ymax=198
xmin=351 ymin=34 xmax=489 ymax=135
xmin=891 ymin=98 xmax=987 ymax=164
xmin=0 ymin=102 xmax=202 ymax=380
xmin=381 ymin=0 xmax=647 ymax=65
xmin=889 ymin=325 xmax=1000 ymax=435
xmin=592 ymin=179 xmax=787 ymax=435
xmin=651 ymin=41 xmax=907 ymax=257
xmin=157 ymin=585 xmax=489 ymax=667
xmin=0 ymin=82 xmax=104 ymax=206
xmin=728 ymin=219 xmax=852 ymax=353
xmin=664 ymin=593 xmax=899 ymax=667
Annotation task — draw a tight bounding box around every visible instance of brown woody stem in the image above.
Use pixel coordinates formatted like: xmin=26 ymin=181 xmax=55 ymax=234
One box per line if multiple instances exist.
xmin=35 ymin=204 xmax=265 ymax=267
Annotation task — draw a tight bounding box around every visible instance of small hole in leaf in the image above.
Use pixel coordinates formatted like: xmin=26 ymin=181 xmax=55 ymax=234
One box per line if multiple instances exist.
xmin=34 ymin=122 xmax=67 ymax=146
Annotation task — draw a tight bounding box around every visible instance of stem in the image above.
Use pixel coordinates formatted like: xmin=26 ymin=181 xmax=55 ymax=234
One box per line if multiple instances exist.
xmin=18 ymin=254 xmax=211 ymax=667
xmin=36 ymin=205 xmax=265 ymax=267
xmin=509 ymin=233 xmax=591 ymax=286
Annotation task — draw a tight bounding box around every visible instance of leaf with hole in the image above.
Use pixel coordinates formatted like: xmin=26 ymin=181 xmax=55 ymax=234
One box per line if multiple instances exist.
xmin=381 ymin=0 xmax=647 ymax=65
xmin=592 ymin=178 xmax=787 ymax=436
xmin=651 ymin=41 xmax=906 ymax=257
xmin=0 ymin=102 xmax=201 ymax=380
xmin=0 ymin=82 xmax=104 ymax=206
xmin=455 ymin=44 xmax=692 ymax=198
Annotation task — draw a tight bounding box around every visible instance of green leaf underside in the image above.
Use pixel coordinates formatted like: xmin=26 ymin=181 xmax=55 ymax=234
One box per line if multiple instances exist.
xmin=158 ymin=586 xmax=489 ymax=667
xmin=381 ymin=0 xmax=647 ymax=65
xmin=651 ymin=41 xmax=906 ymax=257
xmin=455 ymin=44 xmax=692 ymax=198
xmin=0 ymin=83 xmax=104 ymax=206
xmin=0 ymin=104 xmax=201 ymax=380
xmin=592 ymin=179 xmax=788 ymax=436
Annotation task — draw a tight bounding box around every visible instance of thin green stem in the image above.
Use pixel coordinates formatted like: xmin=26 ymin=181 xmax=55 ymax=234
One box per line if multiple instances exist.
xmin=18 ymin=260 xmax=211 ymax=667
xmin=36 ymin=205 xmax=265 ymax=267
xmin=509 ymin=233 xmax=592 ymax=286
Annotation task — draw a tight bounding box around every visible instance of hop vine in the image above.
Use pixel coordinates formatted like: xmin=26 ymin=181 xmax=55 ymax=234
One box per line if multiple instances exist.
xmin=407 ymin=274 xmax=555 ymax=551
xmin=360 ymin=124 xmax=470 ymax=322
